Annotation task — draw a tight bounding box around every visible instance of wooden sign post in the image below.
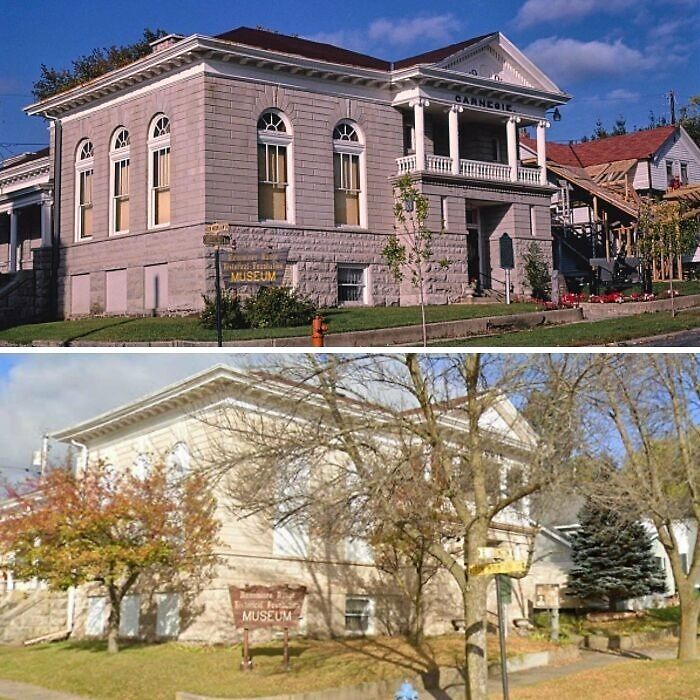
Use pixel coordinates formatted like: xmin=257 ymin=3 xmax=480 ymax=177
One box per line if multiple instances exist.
xmin=203 ymin=222 xmax=232 ymax=347
xmin=229 ymin=584 xmax=306 ymax=672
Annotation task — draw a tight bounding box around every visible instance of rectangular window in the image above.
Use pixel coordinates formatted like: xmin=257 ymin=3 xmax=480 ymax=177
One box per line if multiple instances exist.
xmin=338 ymin=265 xmax=367 ymax=304
xmin=86 ymin=596 xmax=107 ymax=636
xmin=258 ymin=143 xmax=288 ymax=221
xmin=119 ymin=595 xmax=140 ymax=638
xmin=680 ymin=553 xmax=689 ymax=574
xmin=345 ymin=596 xmax=372 ymax=634
xmin=334 ymin=152 xmax=361 ymax=226
xmin=666 ymin=160 xmax=675 ymax=187
xmin=78 ymin=169 xmax=93 ymax=239
xmin=680 ymin=162 xmax=689 ymax=185
xmin=152 ymin=148 xmax=170 ymax=226
xmin=155 ymin=593 xmax=180 ymax=638
xmin=440 ymin=196 xmax=449 ymax=230
xmin=113 ymin=159 xmax=130 ymax=232
xmin=106 ymin=268 xmax=127 ymax=314
xmin=655 ymin=556 xmax=665 ymax=572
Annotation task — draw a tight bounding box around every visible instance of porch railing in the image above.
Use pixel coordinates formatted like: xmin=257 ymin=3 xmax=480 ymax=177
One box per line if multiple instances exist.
xmin=396 ymin=155 xmax=542 ymax=186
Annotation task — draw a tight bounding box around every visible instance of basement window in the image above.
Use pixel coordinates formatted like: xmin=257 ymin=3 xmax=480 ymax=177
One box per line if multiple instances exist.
xmin=337 ymin=265 xmax=367 ymax=304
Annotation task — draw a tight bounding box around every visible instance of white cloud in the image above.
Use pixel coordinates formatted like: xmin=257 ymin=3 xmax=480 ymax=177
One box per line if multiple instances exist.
xmin=309 ymin=14 xmax=461 ymax=54
xmin=0 ymin=354 xmax=252 ymax=483
xmin=605 ymin=88 xmax=641 ymax=101
xmin=515 ymin=0 xmax=637 ymax=28
xmin=524 ymin=37 xmax=656 ymax=84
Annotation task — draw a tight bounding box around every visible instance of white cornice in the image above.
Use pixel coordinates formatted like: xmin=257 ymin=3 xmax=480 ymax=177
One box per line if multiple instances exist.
xmin=0 ymin=157 xmax=51 ymax=195
xmin=25 ymin=33 xmax=569 ymax=119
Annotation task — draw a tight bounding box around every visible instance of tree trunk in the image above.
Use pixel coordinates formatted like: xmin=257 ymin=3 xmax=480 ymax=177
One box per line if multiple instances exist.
xmin=462 ymin=573 xmax=489 ymax=700
xmin=677 ymin=588 xmax=698 ymax=661
xmin=107 ymin=585 xmax=121 ymax=654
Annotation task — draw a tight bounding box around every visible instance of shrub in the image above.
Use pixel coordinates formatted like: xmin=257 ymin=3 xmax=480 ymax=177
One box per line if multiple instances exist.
xmin=243 ymin=286 xmax=318 ymax=329
xmin=523 ymin=242 xmax=551 ymax=300
xmin=200 ymin=292 xmax=247 ymax=330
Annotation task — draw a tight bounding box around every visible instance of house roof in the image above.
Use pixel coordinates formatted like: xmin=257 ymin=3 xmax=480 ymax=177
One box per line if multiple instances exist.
xmin=523 ymin=126 xmax=677 ymax=169
xmin=216 ymin=27 xmax=502 ymax=73
xmin=215 ymin=26 xmax=391 ymax=70
xmin=0 ymin=147 xmax=50 ymax=172
xmin=393 ymin=33 xmax=496 ymax=69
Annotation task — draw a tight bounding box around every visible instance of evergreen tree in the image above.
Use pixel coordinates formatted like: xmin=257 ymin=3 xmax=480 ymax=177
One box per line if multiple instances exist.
xmin=568 ymin=501 xmax=666 ymax=609
xmin=592 ymin=118 xmax=608 ymax=140
xmin=611 ymin=116 xmax=627 ymax=136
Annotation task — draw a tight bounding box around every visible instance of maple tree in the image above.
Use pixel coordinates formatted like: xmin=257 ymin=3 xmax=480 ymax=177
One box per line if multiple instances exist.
xmin=0 ymin=460 xmax=219 ymax=653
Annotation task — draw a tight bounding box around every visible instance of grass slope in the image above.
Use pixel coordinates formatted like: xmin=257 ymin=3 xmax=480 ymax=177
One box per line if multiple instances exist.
xmin=0 ymin=635 xmax=553 ymax=700
xmin=507 ymin=658 xmax=700 ymax=700
xmin=0 ymin=303 xmax=536 ymax=345
xmin=438 ymin=310 xmax=700 ymax=347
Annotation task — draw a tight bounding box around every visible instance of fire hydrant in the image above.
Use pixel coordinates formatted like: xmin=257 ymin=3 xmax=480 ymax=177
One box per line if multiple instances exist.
xmin=395 ymin=681 xmax=419 ymax=700
xmin=311 ymin=315 xmax=328 ymax=347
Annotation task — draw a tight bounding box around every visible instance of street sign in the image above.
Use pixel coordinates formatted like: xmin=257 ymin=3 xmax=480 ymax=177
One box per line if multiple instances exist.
xmin=221 ymin=249 xmax=289 ymax=288
xmin=499 ymin=233 xmax=514 ymax=270
xmin=203 ymin=221 xmax=232 ymax=248
xmin=205 ymin=221 xmax=230 ymax=234
xmin=477 ymin=546 xmax=512 ymax=561
xmin=469 ymin=559 xmax=527 ymax=576
xmin=203 ymin=233 xmax=232 ymax=247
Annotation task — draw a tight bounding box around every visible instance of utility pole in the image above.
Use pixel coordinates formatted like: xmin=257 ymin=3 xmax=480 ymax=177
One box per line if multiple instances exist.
xmin=668 ymin=90 xmax=676 ymax=125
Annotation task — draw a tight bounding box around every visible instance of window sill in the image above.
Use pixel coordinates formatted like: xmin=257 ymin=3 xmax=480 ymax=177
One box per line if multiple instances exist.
xmin=334 ymin=225 xmax=368 ymax=232
xmin=110 ymin=230 xmax=130 ymax=237
xmin=148 ymin=223 xmax=171 ymax=231
xmin=74 ymin=236 xmax=94 ymax=243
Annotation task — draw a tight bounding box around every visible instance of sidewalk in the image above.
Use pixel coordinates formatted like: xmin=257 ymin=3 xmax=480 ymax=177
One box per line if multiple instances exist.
xmin=0 ymin=679 xmax=92 ymax=700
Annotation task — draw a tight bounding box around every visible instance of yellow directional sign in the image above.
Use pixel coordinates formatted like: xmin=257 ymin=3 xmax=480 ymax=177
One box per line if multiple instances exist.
xmin=469 ymin=559 xmax=527 ymax=576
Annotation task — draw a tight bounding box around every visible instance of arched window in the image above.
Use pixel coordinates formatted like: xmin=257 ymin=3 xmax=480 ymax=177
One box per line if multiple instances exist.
xmin=148 ymin=115 xmax=170 ymax=228
xmin=333 ymin=121 xmax=366 ymax=227
xmin=75 ymin=139 xmax=94 ymax=240
xmin=257 ymin=109 xmax=293 ymax=222
xmin=110 ymin=128 xmax=130 ymax=234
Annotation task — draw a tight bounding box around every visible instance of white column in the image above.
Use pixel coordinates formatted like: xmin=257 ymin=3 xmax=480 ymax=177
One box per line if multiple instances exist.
xmin=506 ymin=116 xmax=520 ymax=182
xmin=40 ymin=198 xmax=53 ymax=247
xmin=536 ymin=120 xmax=549 ymax=185
xmin=8 ymin=208 xmax=18 ymax=273
xmin=413 ymin=100 xmax=426 ymax=172
xmin=449 ymin=106 xmax=462 ymax=175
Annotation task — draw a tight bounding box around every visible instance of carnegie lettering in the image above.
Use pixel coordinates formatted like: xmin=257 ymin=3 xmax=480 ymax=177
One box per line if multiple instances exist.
xmin=455 ymin=95 xmax=514 ymax=112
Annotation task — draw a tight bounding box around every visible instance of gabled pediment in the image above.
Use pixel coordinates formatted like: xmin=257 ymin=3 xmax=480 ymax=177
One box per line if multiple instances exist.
xmin=435 ymin=33 xmax=563 ymax=94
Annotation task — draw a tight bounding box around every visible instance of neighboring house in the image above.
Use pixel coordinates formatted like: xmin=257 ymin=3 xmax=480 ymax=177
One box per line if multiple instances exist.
xmin=4 ymin=364 xmax=542 ymax=644
xmin=20 ymin=27 xmax=569 ymax=318
xmin=520 ymin=126 xmax=700 ymax=282
xmin=524 ymin=518 xmax=698 ymax=613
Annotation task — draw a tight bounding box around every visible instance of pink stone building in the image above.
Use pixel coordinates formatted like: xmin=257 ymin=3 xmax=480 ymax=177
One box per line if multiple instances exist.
xmin=22 ymin=27 xmax=569 ymax=317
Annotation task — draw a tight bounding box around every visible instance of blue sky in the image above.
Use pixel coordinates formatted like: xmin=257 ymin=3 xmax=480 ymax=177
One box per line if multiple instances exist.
xmin=1 ymin=0 xmax=698 ymax=157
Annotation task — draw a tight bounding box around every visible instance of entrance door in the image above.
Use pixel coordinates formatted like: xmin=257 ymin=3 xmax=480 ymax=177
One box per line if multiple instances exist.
xmin=466 ymin=206 xmax=481 ymax=287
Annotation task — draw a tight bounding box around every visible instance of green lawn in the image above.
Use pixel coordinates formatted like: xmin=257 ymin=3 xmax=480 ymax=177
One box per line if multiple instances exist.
xmin=506 ymin=658 xmax=700 ymax=700
xmin=0 ymin=635 xmax=555 ymax=700
xmin=0 ymin=303 xmax=536 ymax=345
xmin=437 ymin=310 xmax=700 ymax=347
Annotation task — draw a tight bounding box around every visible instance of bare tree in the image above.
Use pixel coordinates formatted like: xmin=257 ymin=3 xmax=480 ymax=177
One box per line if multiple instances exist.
xmin=197 ymin=353 xmax=583 ymax=700
xmin=576 ymin=354 xmax=700 ymax=660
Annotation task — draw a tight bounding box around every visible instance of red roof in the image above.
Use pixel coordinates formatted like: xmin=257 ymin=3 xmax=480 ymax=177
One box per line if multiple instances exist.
xmin=215 ymin=26 xmax=498 ymax=72
xmin=216 ymin=27 xmax=390 ymax=70
xmin=394 ymin=33 xmax=496 ymax=70
xmin=524 ymin=126 xmax=677 ymax=168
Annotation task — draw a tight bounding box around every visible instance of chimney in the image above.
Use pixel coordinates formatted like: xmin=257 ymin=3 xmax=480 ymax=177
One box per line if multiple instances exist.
xmin=150 ymin=34 xmax=185 ymax=54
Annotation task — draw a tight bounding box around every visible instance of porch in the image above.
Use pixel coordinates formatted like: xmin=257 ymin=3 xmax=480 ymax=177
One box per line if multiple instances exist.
xmin=396 ymin=97 xmax=550 ymax=187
